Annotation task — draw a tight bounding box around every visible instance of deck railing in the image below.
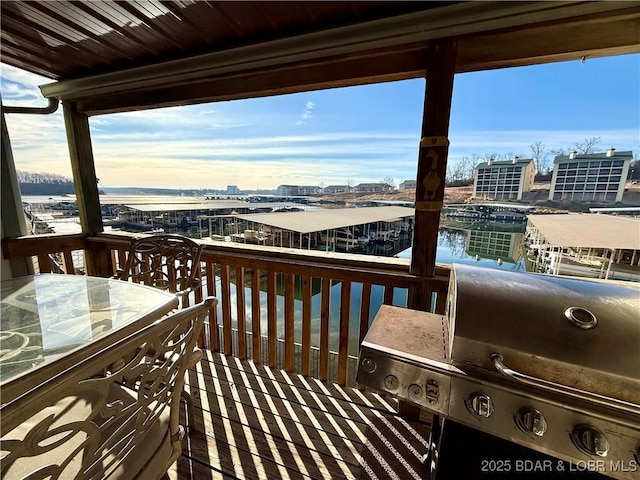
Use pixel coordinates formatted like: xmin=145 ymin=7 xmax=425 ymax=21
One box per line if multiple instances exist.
xmin=3 ymin=232 xmax=451 ymax=385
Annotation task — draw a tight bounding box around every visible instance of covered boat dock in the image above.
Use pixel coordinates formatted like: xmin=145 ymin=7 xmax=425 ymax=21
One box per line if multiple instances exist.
xmin=526 ymin=214 xmax=640 ymax=281
xmin=231 ymin=206 xmax=415 ymax=251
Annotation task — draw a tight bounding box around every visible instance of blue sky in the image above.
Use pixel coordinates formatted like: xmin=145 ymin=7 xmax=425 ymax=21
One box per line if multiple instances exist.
xmin=1 ymin=54 xmax=638 ymax=190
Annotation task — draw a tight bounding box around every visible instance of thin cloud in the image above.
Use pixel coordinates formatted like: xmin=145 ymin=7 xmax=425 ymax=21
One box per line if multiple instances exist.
xmin=296 ymin=101 xmax=315 ymax=125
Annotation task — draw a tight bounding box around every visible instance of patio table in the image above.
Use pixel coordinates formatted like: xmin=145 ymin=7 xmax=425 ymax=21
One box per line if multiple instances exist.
xmin=0 ymin=273 xmax=178 ymax=404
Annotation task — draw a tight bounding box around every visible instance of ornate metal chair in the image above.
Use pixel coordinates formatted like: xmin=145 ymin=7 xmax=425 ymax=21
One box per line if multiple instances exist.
xmin=114 ymin=234 xmax=204 ymax=308
xmin=0 ymin=297 xmax=215 ymax=480
xmin=113 ymin=234 xmax=205 ymax=428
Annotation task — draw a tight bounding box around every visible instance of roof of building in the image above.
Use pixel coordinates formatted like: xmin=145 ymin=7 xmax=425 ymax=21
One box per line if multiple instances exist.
xmin=528 ymin=213 xmax=640 ymax=250
xmin=235 ymin=206 xmax=414 ymax=234
xmin=553 ymin=150 xmax=633 ymax=164
xmin=477 ymin=158 xmax=534 ymax=169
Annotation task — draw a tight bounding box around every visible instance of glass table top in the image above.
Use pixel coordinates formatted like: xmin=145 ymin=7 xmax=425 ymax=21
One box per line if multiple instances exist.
xmin=0 ymin=274 xmax=177 ymax=385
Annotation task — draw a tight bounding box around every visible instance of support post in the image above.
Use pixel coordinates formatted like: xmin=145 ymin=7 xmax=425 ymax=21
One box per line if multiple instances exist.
xmin=1 ymin=108 xmax=33 ymax=278
xmin=408 ymin=38 xmax=457 ymax=312
xmin=63 ymin=102 xmax=112 ymax=277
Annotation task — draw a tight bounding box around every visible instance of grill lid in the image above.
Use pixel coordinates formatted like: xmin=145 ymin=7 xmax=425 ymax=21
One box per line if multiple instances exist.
xmin=449 ymin=264 xmax=640 ymax=406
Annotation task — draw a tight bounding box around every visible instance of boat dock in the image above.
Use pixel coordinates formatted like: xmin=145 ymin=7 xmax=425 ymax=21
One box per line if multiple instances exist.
xmin=228 ymin=206 xmax=415 ymax=253
xmin=443 ymin=203 xmax=535 ymax=222
xmin=525 ymin=213 xmax=640 ymax=281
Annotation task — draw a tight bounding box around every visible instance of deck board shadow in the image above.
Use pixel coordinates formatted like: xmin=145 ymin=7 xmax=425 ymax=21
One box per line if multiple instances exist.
xmin=168 ymin=352 xmax=432 ymax=480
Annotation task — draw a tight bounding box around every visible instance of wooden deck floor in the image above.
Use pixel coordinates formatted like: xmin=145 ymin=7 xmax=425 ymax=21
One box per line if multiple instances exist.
xmin=168 ymin=352 xmax=433 ymax=480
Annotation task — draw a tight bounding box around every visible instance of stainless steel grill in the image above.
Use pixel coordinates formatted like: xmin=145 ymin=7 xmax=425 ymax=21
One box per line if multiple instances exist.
xmin=357 ymin=264 xmax=640 ymax=479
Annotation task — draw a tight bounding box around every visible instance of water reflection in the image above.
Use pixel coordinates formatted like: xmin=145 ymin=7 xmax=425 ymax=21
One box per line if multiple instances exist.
xmin=399 ymin=218 xmax=528 ymax=272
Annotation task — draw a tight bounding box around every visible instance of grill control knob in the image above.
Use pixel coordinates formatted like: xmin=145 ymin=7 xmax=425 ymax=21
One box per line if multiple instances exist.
xmin=384 ymin=374 xmax=399 ymax=391
xmin=408 ymin=384 xmax=423 ymax=402
xmin=360 ymin=357 xmax=377 ymax=374
xmin=571 ymin=425 xmax=609 ymax=457
xmin=467 ymin=393 xmax=494 ymax=418
xmin=515 ymin=407 xmax=547 ymax=437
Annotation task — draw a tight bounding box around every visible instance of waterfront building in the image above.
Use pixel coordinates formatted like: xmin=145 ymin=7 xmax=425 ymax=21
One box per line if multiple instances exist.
xmin=323 ymin=185 xmax=351 ymax=194
xmin=472 ymin=157 xmax=535 ymax=201
xmin=354 ymin=183 xmax=394 ymax=193
xmin=549 ymin=148 xmax=632 ymax=202
xmin=226 ymin=185 xmax=240 ymax=194
xmin=276 ymin=184 xmax=321 ymax=196
xmin=399 ymin=180 xmax=417 ymax=190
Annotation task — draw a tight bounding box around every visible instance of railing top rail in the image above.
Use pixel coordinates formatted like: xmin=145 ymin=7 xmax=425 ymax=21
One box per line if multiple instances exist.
xmin=3 ymin=232 xmax=450 ymax=290
xmin=91 ymin=232 xmax=451 ymax=287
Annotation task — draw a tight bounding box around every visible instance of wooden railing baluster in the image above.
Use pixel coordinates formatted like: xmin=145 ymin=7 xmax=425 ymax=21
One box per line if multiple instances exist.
xmin=205 ymin=261 xmax=219 ymax=351
xmin=250 ymin=268 xmax=261 ymax=363
xmin=383 ymin=284 xmax=394 ymax=305
xmin=301 ymin=275 xmax=312 ymax=377
xmin=319 ymin=277 xmax=331 ymax=381
xmin=284 ymin=272 xmax=295 ymax=372
xmin=63 ymin=250 xmax=75 ymax=274
xmin=236 ymin=266 xmax=247 ymax=359
xmin=359 ymin=283 xmax=372 ymax=346
xmin=267 ymin=270 xmax=277 ymax=368
xmin=338 ymin=280 xmax=352 ymax=385
xmin=220 ymin=263 xmax=232 ymax=355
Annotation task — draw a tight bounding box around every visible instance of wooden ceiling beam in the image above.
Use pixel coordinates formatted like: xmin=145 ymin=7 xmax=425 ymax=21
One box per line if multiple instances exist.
xmin=76 ymin=46 xmax=429 ymax=115
xmin=457 ymin=10 xmax=640 ymax=72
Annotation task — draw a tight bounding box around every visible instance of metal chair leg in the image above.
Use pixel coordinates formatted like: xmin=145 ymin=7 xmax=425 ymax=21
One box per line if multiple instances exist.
xmin=181 ymin=389 xmax=196 ymax=429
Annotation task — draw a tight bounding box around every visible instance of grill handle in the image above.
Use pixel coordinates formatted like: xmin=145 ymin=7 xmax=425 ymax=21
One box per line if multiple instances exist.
xmin=491 ymin=353 xmax=640 ymax=416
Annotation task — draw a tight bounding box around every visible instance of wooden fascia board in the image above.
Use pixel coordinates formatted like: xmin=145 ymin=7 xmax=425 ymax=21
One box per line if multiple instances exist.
xmin=75 ymin=45 xmax=428 ymax=115
xmin=456 ymin=8 xmax=640 ymax=73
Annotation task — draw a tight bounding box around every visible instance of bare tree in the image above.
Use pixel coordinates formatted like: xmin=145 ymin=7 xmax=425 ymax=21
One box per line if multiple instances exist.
xmin=381 ymin=177 xmax=396 ymax=190
xmin=530 ymin=141 xmax=549 ymax=174
xmin=550 ymin=137 xmax=602 ymax=157
xmin=345 ymin=178 xmax=355 ymax=193
xmin=574 ymin=136 xmax=601 ymax=154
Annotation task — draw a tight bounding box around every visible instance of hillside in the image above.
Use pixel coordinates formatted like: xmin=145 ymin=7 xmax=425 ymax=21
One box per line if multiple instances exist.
xmin=319 ymin=185 xmax=474 ymax=205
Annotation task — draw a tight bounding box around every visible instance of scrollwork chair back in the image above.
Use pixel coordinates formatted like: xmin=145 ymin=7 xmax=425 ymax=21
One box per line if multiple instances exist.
xmin=115 ymin=235 xmax=204 ymax=308
xmin=0 ymin=297 xmax=215 ymax=480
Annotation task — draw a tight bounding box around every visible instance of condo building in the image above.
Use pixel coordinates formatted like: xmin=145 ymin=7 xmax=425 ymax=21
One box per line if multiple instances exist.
xmin=549 ymin=148 xmax=632 ymax=202
xmin=472 ymin=157 xmax=535 ymax=201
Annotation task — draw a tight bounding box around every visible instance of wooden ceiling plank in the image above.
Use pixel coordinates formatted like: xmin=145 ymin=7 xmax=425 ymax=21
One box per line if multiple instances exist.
xmin=36 ymin=2 xmax=140 ymax=63
xmin=159 ymin=1 xmax=235 ymax=46
xmin=2 ymin=4 xmax=126 ymax=76
xmin=118 ymin=1 xmax=185 ymax=51
xmin=81 ymin=1 xmax=166 ymax=56
xmin=0 ymin=46 xmax=63 ymax=79
xmin=0 ymin=18 xmax=96 ymax=75
xmin=207 ymin=2 xmax=254 ymax=39
xmin=157 ymin=0 xmax=213 ymax=44
xmin=9 ymin=3 xmax=82 ymax=43
xmin=0 ymin=6 xmax=85 ymax=49
xmin=70 ymin=1 xmax=157 ymax=58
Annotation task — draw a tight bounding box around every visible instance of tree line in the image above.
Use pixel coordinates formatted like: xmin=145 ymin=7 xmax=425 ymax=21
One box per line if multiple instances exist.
xmin=17 ymin=170 xmax=75 ymax=195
